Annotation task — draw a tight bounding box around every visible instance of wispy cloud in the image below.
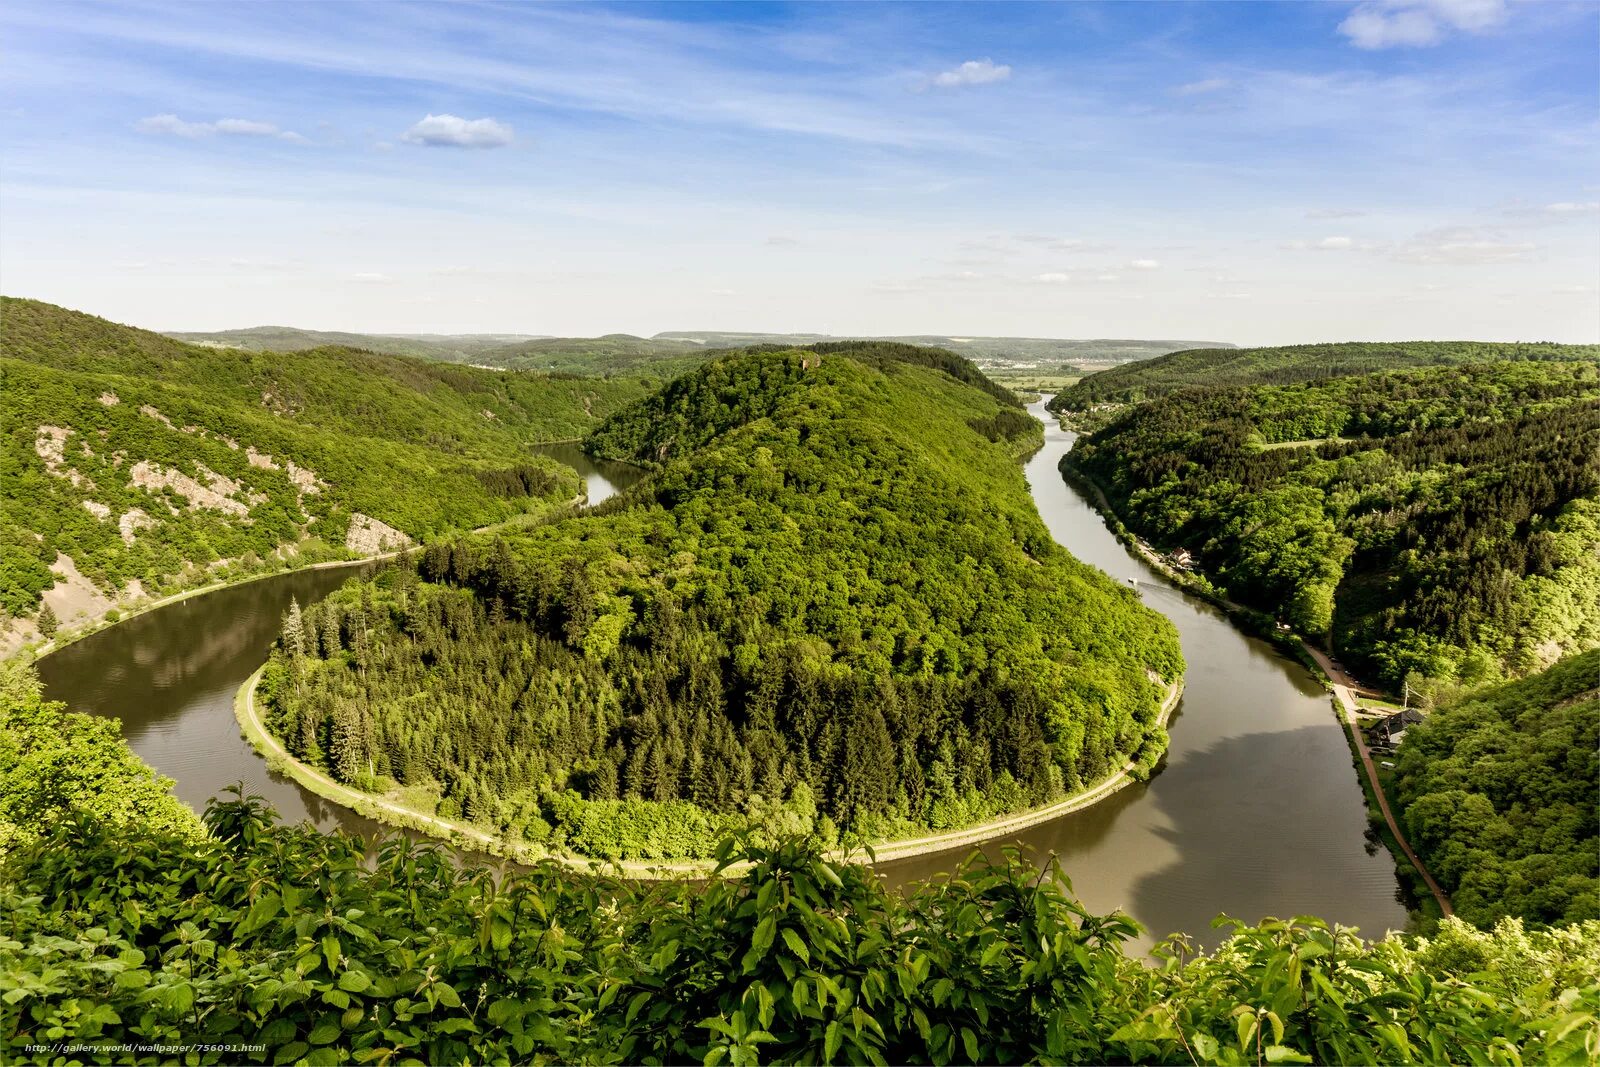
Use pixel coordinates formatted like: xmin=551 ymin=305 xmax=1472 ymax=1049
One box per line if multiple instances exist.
xmin=1174 ymin=77 xmax=1229 ymax=96
xmin=929 ymin=59 xmax=1011 ymax=89
xmin=1128 ymin=259 xmax=1161 ymax=271
xmin=401 ymin=114 xmax=514 ymax=149
xmin=1389 ymin=225 xmax=1534 ymax=265
xmin=136 ymin=113 xmax=307 ymax=143
xmin=1543 ymin=201 xmax=1600 ymax=217
xmin=1338 ymin=0 xmax=1508 ymax=49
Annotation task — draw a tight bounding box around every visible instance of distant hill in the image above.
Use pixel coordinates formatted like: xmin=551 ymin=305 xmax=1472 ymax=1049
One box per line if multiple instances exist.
xmin=2 ymin=298 xmax=648 ymax=644
xmin=1051 ymin=340 xmax=1600 ymax=413
xmin=164 ymin=326 xmax=548 ymax=363
xmin=655 ymin=332 xmax=1234 ymax=369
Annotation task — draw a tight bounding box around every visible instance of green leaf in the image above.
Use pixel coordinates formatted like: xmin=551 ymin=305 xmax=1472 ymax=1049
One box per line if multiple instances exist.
xmin=308 ymin=1018 xmax=341 ymax=1045
xmin=1265 ymin=1045 xmax=1313 ymax=1064
xmin=962 ymin=1027 xmax=979 ymax=1062
xmin=321 ymin=935 xmax=341 ymax=974
xmin=825 ymin=1020 xmax=843 ymax=1063
xmin=781 ymin=927 xmax=810 ymax=963
xmin=337 ymin=969 xmax=370 ymax=993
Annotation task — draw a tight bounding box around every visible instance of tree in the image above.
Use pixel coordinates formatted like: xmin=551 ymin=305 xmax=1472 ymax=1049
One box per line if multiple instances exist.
xmin=35 ymin=603 xmax=57 ymax=639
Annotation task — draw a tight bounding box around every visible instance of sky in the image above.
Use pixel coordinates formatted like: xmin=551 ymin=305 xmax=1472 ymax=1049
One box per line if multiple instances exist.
xmin=1 ymin=0 xmax=1596 ymax=344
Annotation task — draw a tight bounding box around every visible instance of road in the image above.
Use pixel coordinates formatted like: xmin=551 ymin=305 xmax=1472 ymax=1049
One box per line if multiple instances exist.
xmin=1328 ymin=681 xmax=1453 ymax=917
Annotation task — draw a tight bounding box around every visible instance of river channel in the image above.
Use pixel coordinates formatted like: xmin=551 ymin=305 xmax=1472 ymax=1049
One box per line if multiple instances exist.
xmin=38 ymin=409 xmax=1408 ymax=948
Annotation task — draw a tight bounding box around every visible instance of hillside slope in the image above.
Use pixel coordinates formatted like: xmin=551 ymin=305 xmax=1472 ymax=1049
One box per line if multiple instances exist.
xmin=1051 ymin=340 xmax=1600 ymax=414
xmin=1 ymin=298 xmax=647 ymax=638
xmin=260 ymin=343 xmax=1183 ymax=859
xmin=1065 ymin=360 xmax=1600 ymax=685
xmin=164 ymin=326 xmax=545 ymax=362
xmin=1394 ymin=649 xmax=1599 ymax=927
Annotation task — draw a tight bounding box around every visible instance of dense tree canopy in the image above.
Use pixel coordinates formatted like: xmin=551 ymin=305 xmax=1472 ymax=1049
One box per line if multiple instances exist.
xmin=1 ymin=298 xmax=649 ymax=620
xmin=263 ymin=345 xmax=1182 ymax=858
xmin=3 ymin=789 xmax=1596 ymax=1066
xmin=1067 ymin=360 xmax=1600 ymax=685
xmin=1394 ymin=649 xmax=1599 ymax=928
xmin=0 ymin=661 xmax=202 ymax=858
xmin=1051 ymin=339 xmax=1600 ymax=415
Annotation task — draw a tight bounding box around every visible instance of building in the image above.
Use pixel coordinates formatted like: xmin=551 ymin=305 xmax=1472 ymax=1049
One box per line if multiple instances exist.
xmin=1369 ymin=708 xmax=1425 ymax=749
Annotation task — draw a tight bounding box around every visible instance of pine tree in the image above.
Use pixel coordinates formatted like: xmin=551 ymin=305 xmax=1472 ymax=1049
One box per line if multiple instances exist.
xmin=282 ymin=598 xmax=306 ymax=659
xmin=36 ymin=603 xmax=58 ymax=639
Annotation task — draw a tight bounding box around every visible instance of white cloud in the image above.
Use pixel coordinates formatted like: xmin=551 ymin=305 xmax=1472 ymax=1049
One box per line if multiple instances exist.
xmin=1128 ymin=258 xmax=1161 ymax=270
xmin=1033 ymin=272 xmax=1072 ymax=283
xmin=1544 ymin=201 xmax=1600 ymax=217
xmin=930 ymin=59 xmax=1011 ymax=89
xmin=349 ymin=272 xmax=393 ymax=283
xmin=1318 ymin=236 xmax=1354 ymax=250
xmin=1095 ymin=274 xmax=1121 ymax=283
xmin=401 ymin=113 xmax=514 ymax=148
xmin=1339 ymin=0 xmax=1507 ymax=50
xmin=1390 ymin=225 xmax=1534 ymax=265
xmin=1174 ymin=78 xmax=1230 ymax=96
xmin=136 ymin=113 xmax=307 ymax=142
xmin=765 ymin=235 xmax=800 ymax=247
xmin=709 ymin=288 xmax=736 ymax=296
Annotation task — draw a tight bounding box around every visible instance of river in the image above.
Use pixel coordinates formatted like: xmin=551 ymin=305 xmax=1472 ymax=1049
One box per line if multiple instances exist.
xmin=37 ymin=410 xmax=1408 ymax=949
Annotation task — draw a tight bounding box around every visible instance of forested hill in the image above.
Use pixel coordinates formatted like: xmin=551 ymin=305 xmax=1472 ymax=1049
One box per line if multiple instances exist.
xmin=164 ymin=325 xmax=545 ymax=363
xmin=261 ymin=343 xmax=1183 ymax=860
xmin=1394 ymin=649 xmax=1598 ymax=928
xmin=0 ymin=297 xmax=647 ymax=638
xmin=1051 ymin=340 xmax=1600 ymax=413
xmin=1066 ymin=360 xmax=1600 ymax=686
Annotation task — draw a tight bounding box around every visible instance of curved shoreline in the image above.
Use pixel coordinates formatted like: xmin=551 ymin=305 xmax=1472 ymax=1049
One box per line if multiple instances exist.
xmin=19 ymin=493 xmax=592 ymax=667
xmin=236 ymin=663 xmax=1183 ymax=877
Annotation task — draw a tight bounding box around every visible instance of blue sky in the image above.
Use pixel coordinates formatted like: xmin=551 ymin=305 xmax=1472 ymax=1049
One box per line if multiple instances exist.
xmin=2 ymin=0 xmax=1595 ymax=343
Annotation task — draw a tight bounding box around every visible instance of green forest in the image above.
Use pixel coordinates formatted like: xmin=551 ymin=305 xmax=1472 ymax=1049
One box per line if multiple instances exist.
xmin=0 ymin=298 xmax=650 ymax=622
xmin=1393 ymin=649 xmax=1599 ymax=928
xmin=260 ymin=344 xmax=1182 ymax=859
xmin=1065 ymin=360 xmax=1600 ymax=686
xmin=2 ymin=767 xmax=1596 ymax=1065
xmin=1051 ymin=340 xmax=1600 ymax=417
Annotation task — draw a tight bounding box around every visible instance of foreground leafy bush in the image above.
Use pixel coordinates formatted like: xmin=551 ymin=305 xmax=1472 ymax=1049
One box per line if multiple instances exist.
xmin=1 ymin=792 xmax=1596 ymax=1065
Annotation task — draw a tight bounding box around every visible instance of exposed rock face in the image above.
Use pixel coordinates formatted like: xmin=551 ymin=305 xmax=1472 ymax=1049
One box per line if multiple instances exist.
xmin=127 ymin=460 xmax=250 ymax=516
xmin=246 ymin=447 xmax=279 ymax=470
xmin=138 ymin=404 xmax=175 ymax=429
xmin=287 ymin=462 xmax=323 ymax=493
xmin=119 ymin=509 xmax=155 ymax=544
xmin=35 ymin=426 xmax=92 ymax=488
xmin=82 ymin=500 xmax=111 ymax=520
xmin=98 ymin=392 xmax=120 ymax=406
xmin=345 ymin=513 xmax=413 ymax=555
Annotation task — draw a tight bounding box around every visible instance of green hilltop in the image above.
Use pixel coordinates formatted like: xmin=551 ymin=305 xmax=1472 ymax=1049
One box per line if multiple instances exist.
xmin=0 ymin=297 xmax=648 ymax=633
xmin=258 ymin=342 xmax=1182 ymax=859
xmin=1051 ymin=339 xmax=1600 ymax=414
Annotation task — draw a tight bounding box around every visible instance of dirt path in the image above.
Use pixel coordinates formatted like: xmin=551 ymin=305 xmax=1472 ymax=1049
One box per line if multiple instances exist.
xmin=1330 ymin=682 xmax=1453 ymax=917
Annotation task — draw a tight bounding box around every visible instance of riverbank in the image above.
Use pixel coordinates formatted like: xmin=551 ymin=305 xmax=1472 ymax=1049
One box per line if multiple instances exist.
xmin=13 ymin=549 xmax=376 ymax=665
xmin=237 ymin=663 xmax=1183 ymax=877
xmin=1056 ymin=449 xmax=1453 ymax=925
xmin=14 ymin=491 xmax=594 ymax=667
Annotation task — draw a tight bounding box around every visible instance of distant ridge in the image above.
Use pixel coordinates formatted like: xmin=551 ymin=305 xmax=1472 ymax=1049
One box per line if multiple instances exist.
xmin=165 ymin=324 xmax=1235 ymax=376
